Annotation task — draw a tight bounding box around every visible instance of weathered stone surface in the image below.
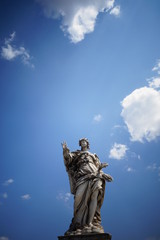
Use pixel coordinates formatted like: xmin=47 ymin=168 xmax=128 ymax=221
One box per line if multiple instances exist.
xmin=58 ymin=233 xmax=112 ymax=240
xmin=62 ymin=139 xmax=113 ymax=235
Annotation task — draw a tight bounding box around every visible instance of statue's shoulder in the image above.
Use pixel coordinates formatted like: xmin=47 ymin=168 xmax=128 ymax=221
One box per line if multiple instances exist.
xmin=71 ymin=150 xmax=81 ymax=154
xmin=70 ymin=150 xmax=81 ymax=157
xmin=87 ymin=151 xmax=99 ymax=159
xmin=94 ymin=153 xmax=99 ymax=159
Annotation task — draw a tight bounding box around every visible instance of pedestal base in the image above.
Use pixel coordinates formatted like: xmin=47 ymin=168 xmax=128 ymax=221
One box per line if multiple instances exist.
xmin=58 ymin=233 xmax=112 ymax=240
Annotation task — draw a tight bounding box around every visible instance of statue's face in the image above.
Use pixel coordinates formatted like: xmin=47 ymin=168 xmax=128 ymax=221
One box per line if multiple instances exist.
xmin=80 ymin=140 xmax=88 ymax=148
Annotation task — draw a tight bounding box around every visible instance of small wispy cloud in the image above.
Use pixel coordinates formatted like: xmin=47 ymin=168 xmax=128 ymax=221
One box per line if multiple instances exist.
xmin=128 ymin=151 xmax=141 ymax=160
xmin=2 ymin=193 xmax=8 ymax=199
xmin=1 ymin=32 xmax=34 ymax=68
xmin=152 ymin=59 xmax=160 ymax=74
xmin=146 ymin=163 xmax=160 ymax=180
xmin=0 ymin=237 xmax=9 ymax=240
xmin=56 ymin=192 xmax=71 ymax=203
xmin=3 ymin=178 xmax=14 ymax=186
xmin=110 ymin=5 xmax=120 ymax=16
xmin=93 ymin=114 xmax=103 ymax=123
xmin=21 ymin=194 xmax=31 ymax=200
xmin=113 ymin=124 xmax=122 ymax=129
xmin=126 ymin=167 xmax=135 ymax=172
xmin=137 ymin=155 xmax=141 ymax=160
xmin=109 ymin=143 xmax=128 ymax=160
xmin=147 ymin=163 xmax=157 ymax=171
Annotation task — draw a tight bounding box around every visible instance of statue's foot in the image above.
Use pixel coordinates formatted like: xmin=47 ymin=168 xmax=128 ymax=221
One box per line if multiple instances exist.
xmin=64 ymin=231 xmax=71 ymax=236
xmin=81 ymin=224 xmax=92 ymax=234
xmin=75 ymin=229 xmax=82 ymax=235
xmin=92 ymin=225 xmax=104 ymax=234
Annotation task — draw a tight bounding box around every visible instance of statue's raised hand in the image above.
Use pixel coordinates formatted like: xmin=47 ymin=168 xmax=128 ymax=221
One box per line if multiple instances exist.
xmin=61 ymin=142 xmax=70 ymax=154
xmin=61 ymin=141 xmax=67 ymax=149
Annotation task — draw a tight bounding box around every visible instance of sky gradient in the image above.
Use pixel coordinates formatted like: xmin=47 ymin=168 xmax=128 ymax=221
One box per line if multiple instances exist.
xmin=0 ymin=1 xmax=160 ymax=240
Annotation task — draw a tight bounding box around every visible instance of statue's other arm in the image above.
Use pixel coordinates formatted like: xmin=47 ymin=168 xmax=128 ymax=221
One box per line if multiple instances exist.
xmin=93 ymin=154 xmax=113 ymax=181
xmin=94 ymin=154 xmax=108 ymax=170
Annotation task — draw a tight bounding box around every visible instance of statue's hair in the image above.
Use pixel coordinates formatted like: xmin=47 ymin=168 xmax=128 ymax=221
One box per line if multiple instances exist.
xmin=79 ymin=138 xmax=90 ymax=149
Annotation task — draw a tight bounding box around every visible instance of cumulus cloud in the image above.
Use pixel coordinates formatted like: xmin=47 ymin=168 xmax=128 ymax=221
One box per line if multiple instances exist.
xmin=121 ymin=87 xmax=160 ymax=142
xmin=56 ymin=192 xmax=71 ymax=202
xmin=3 ymin=178 xmax=14 ymax=186
xmin=148 ymin=77 xmax=160 ymax=89
xmin=121 ymin=59 xmax=160 ymax=143
xmin=21 ymin=194 xmax=31 ymax=200
xmin=37 ymin=0 xmax=118 ymax=43
xmin=93 ymin=114 xmax=103 ymax=123
xmin=110 ymin=5 xmax=120 ymax=16
xmin=1 ymin=32 xmax=34 ymax=68
xmin=109 ymin=143 xmax=128 ymax=160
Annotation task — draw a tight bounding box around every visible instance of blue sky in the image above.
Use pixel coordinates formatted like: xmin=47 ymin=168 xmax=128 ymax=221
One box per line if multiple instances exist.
xmin=0 ymin=0 xmax=160 ymax=240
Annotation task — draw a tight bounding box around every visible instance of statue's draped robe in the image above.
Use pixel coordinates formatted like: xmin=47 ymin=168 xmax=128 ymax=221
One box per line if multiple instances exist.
xmin=63 ymin=150 xmax=106 ymax=232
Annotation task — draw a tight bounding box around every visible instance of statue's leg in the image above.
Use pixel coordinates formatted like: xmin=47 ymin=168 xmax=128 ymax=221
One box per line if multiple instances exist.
xmin=87 ymin=189 xmax=99 ymax=225
xmin=73 ymin=181 xmax=89 ymax=225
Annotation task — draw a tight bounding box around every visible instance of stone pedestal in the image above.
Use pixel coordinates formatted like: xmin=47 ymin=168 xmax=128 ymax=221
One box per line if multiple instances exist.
xmin=58 ymin=233 xmax=112 ymax=240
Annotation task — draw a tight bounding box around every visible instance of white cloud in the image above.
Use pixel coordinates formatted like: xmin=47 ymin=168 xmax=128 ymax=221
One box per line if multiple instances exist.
xmin=113 ymin=124 xmax=122 ymax=128
xmin=3 ymin=178 xmax=14 ymax=186
xmin=37 ymin=0 xmax=117 ymax=43
xmin=5 ymin=31 xmax=16 ymax=45
xmin=93 ymin=114 xmax=103 ymax=123
xmin=147 ymin=163 xmax=157 ymax=171
xmin=56 ymin=192 xmax=71 ymax=202
xmin=110 ymin=5 xmax=120 ymax=16
xmin=148 ymin=77 xmax=160 ymax=89
xmin=146 ymin=163 xmax=160 ymax=181
xmin=126 ymin=167 xmax=134 ymax=172
xmin=152 ymin=59 xmax=160 ymax=74
xmin=1 ymin=32 xmax=34 ymax=68
xmin=0 ymin=237 xmax=9 ymax=240
xmin=21 ymin=194 xmax=31 ymax=200
xmin=137 ymin=155 xmax=141 ymax=160
xmin=121 ymin=87 xmax=160 ymax=142
xmin=109 ymin=143 xmax=128 ymax=160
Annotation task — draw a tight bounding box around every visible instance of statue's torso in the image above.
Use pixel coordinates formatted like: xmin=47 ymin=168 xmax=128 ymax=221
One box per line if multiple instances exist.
xmin=70 ymin=151 xmax=99 ymax=179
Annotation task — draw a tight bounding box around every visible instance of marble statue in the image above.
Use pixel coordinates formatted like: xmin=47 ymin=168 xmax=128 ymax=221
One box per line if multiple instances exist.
xmin=62 ymin=138 xmax=113 ymax=236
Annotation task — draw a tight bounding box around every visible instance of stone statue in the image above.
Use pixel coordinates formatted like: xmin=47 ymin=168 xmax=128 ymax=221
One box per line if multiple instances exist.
xmin=62 ymin=138 xmax=113 ymax=236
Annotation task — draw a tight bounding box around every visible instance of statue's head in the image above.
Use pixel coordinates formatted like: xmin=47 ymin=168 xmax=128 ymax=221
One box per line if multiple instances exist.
xmin=79 ymin=138 xmax=90 ymax=150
